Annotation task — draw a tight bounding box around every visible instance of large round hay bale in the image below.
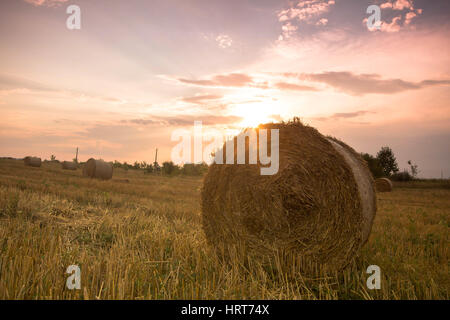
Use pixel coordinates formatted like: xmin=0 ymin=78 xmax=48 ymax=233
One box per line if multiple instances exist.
xmin=201 ymin=120 xmax=377 ymax=271
xmin=61 ymin=161 xmax=77 ymax=170
xmin=24 ymin=156 xmax=41 ymax=167
xmin=375 ymin=178 xmax=393 ymax=192
xmin=83 ymin=158 xmax=113 ymax=180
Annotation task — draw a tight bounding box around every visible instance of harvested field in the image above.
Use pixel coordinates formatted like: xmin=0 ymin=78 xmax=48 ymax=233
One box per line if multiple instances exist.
xmin=0 ymin=159 xmax=448 ymax=299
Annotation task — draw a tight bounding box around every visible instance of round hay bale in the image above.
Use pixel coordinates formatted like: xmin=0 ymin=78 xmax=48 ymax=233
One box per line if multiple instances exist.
xmin=83 ymin=158 xmax=113 ymax=180
xmin=201 ymin=120 xmax=377 ymax=271
xmin=24 ymin=156 xmax=41 ymax=167
xmin=61 ymin=161 xmax=77 ymax=170
xmin=375 ymin=178 xmax=393 ymax=192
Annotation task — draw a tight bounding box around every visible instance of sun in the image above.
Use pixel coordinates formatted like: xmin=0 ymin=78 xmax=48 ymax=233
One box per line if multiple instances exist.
xmin=233 ymin=103 xmax=276 ymax=128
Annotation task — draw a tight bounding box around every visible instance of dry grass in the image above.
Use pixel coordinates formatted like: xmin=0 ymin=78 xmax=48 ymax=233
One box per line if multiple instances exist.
xmin=0 ymin=159 xmax=448 ymax=299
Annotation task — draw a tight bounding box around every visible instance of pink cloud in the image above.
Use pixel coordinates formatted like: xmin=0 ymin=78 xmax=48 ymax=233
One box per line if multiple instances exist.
xmin=278 ymin=0 xmax=335 ymax=23
xmin=381 ymin=16 xmax=402 ymax=33
xmin=279 ymin=22 xmax=298 ymax=40
xmin=288 ymin=71 xmax=450 ymax=95
xmin=181 ymin=94 xmax=223 ymax=104
xmin=381 ymin=0 xmax=414 ymax=11
xmin=216 ymin=34 xmax=232 ymax=48
xmin=405 ymin=12 xmax=417 ymax=25
xmin=275 ymin=82 xmax=318 ymax=92
xmin=277 ymin=0 xmax=334 ymax=40
xmin=24 ymin=0 xmax=68 ymax=7
xmin=178 ymin=73 xmax=269 ymax=89
xmin=316 ymin=18 xmax=328 ymax=26
xmin=367 ymin=1 xmax=422 ymax=32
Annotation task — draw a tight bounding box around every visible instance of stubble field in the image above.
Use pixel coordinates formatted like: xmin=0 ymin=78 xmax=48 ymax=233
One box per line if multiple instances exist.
xmin=0 ymin=159 xmax=448 ymax=299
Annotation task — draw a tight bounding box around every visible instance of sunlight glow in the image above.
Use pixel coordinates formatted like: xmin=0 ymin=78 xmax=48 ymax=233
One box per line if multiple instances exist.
xmin=233 ymin=102 xmax=278 ymax=128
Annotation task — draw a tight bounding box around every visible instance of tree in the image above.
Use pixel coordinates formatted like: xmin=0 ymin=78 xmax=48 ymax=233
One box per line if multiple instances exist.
xmin=407 ymin=160 xmax=419 ymax=178
xmin=50 ymin=155 xmax=56 ymax=161
xmin=162 ymin=161 xmax=179 ymax=175
xmin=376 ymin=146 xmax=399 ymax=177
xmin=113 ymin=160 xmax=122 ymax=168
xmin=361 ymin=153 xmax=384 ymax=178
xmin=144 ymin=164 xmax=154 ymax=174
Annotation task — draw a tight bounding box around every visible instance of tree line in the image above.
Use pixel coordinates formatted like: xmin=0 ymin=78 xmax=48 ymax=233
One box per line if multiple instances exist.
xmin=112 ymin=160 xmax=208 ymax=176
xmin=361 ymin=146 xmax=419 ymax=181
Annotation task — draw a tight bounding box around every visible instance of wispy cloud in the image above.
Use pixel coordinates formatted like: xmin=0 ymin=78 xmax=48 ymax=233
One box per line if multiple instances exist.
xmin=23 ymin=0 xmax=68 ymax=7
xmin=0 ymin=74 xmax=56 ymax=92
xmin=124 ymin=114 xmax=242 ymax=127
xmin=176 ymin=71 xmax=450 ymax=96
xmin=290 ymin=72 xmax=450 ymax=95
xmin=216 ymin=34 xmax=233 ymax=48
xmin=312 ymin=110 xmax=375 ymax=121
xmin=0 ymin=73 xmax=127 ymax=105
xmin=274 ymin=82 xmax=318 ymax=92
xmin=180 ymin=94 xmax=223 ymax=104
xmin=178 ymin=73 xmax=268 ymax=89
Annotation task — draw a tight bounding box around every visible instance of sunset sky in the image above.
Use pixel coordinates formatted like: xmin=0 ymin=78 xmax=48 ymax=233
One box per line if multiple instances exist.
xmin=0 ymin=0 xmax=449 ymax=177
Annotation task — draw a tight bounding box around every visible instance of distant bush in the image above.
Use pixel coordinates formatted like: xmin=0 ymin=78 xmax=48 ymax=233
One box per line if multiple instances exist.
xmin=162 ymin=161 xmax=179 ymax=176
xmin=391 ymin=170 xmax=413 ymax=182
xmin=181 ymin=163 xmax=209 ymax=176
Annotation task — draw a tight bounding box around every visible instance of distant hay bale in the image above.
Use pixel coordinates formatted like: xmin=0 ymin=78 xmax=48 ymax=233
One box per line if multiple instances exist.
xmin=375 ymin=178 xmax=393 ymax=192
xmin=201 ymin=120 xmax=377 ymax=271
xmin=61 ymin=161 xmax=77 ymax=170
xmin=23 ymin=156 xmax=41 ymax=167
xmin=82 ymin=158 xmax=113 ymax=180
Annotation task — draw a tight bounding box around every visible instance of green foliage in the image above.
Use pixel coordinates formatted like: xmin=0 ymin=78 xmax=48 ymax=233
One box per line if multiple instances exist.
xmin=361 ymin=153 xmax=384 ymax=178
xmin=162 ymin=161 xmax=179 ymax=176
xmin=376 ymin=146 xmax=399 ymax=177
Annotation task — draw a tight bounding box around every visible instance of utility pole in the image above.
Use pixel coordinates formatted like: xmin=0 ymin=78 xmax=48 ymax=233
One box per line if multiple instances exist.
xmin=75 ymin=147 xmax=79 ymax=163
xmin=153 ymin=148 xmax=160 ymax=174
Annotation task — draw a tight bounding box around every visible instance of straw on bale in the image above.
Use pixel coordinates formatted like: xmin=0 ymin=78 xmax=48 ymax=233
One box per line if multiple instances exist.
xmin=61 ymin=161 xmax=77 ymax=170
xmin=24 ymin=156 xmax=42 ymax=167
xmin=83 ymin=158 xmax=113 ymax=180
xmin=375 ymin=178 xmax=393 ymax=192
xmin=201 ymin=120 xmax=377 ymax=271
